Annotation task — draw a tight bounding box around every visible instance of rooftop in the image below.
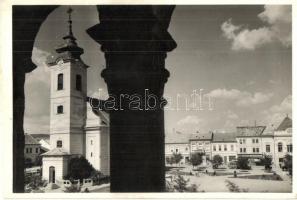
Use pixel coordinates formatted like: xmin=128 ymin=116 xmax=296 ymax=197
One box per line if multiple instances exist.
xmin=236 ymin=126 xmax=266 ymax=137
xmin=165 ymin=131 xmax=190 ymax=144
xmin=276 ymin=116 xmax=292 ymax=131
xmin=41 ymin=148 xmax=70 ymax=157
xmin=213 ymin=132 xmax=236 ymax=142
xmin=25 ymin=134 xmax=40 ymax=145
xmin=189 ymin=132 xmax=213 ymax=141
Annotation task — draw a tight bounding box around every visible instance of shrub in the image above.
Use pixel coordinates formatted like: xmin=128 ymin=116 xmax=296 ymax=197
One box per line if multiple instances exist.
xmin=212 ymin=155 xmax=223 ymax=169
xmin=261 ymin=154 xmax=272 ymax=170
xmin=25 ymin=174 xmax=47 ymax=192
xmin=225 ymin=180 xmax=240 ymax=192
xmin=190 ymin=153 xmax=203 ymax=168
xmin=284 ymin=154 xmax=292 ymax=175
xmin=66 ymin=156 xmax=96 ymax=182
xmin=166 ymin=156 xmax=174 ymax=165
xmin=172 ymin=153 xmax=183 ymax=165
xmin=237 ymin=157 xmax=251 ymax=170
xmin=170 ymin=175 xmax=199 ymax=192
xmin=173 ymin=175 xmax=189 ymax=192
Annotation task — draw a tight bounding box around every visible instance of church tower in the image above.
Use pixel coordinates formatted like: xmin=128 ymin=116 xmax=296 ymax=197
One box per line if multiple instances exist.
xmin=48 ymin=8 xmax=88 ymax=155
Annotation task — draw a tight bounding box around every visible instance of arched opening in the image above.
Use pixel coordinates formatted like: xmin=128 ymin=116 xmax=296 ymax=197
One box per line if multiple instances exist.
xmin=49 ymin=166 xmax=55 ymax=183
xmin=57 ymin=73 xmax=63 ymax=90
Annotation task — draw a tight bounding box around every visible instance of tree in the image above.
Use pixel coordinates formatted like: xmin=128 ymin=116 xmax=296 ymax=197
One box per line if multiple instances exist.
xmin=237 ymin=157 xmax=251 ymax=170
xmin=172 ymin=152 xmax=183 ymax=165
xmin=284 ymin=154 xmax=292 ymax=175
xmin=190 ymin=153 xmax=203 ymax=169
xmin=261 ymin=154 xmax=272 ymax=170
xmin=166 ymin=156 xmax=174 ymax=165
xmin=65 ymin=156 xmax=96 ymax=182
xmin=212 ymin=155 xmax=223 ymax=169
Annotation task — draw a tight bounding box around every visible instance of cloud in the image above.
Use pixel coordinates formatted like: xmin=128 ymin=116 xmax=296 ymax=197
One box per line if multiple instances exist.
xmin=207 ymin=88 xmax=273 ymax=106
xmin=177 ymin=115 xmax=201 ymax=126
xmin=24 ymin=47 xmax=51 ymax=134
xmin=176 ymin=115 xmax=205 ymax=133
xmin=26 ymin=47 xmax=51 ymax=85
xmin=226 ymin=110 xmax=239 ymax=120
xmin=262 ymin=95 xmax=292 ymax=128
xmin=222 ymin=5 xmax=291 ymax=50
xmin=268 ymin=95 xmax=291 ymax=113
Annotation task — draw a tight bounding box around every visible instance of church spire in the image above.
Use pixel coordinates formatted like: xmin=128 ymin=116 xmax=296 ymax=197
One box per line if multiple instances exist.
xmin=67 ymin=7 xmax=73 ymax=36
xmin=54 ymin=7 xmax=84 ymax=62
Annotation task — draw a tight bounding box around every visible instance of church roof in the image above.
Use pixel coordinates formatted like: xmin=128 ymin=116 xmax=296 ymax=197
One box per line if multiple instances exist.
xmin=25 ymin=134 xmax=40 ymax=145
xmin=86 ymin=97 xmax=110 ymax=124
xmin=276 ymin=116 xmax=292 ymax=131
xmin=41 ymin=148 xmax=70 ymax=157
xmin=236 ymin=126 xmax=266 ymax=137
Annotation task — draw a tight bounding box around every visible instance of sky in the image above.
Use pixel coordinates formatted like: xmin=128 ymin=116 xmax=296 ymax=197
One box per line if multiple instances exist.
xmin=24 ymin=5 xmax=292 ymax=140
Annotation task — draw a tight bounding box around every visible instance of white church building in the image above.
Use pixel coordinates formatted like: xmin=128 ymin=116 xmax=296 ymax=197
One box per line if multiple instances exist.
xmin=42 ymin=8 xmax=110 ymax=184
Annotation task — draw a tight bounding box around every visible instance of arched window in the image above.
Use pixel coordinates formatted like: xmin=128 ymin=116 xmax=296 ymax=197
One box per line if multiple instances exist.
xmin=56 ymin=140 xmax=62 ymax=148
xmin=57 ymin=105 xmax=63 ymax=114
xmin=278 ymin=142 xmax=283 ymax=152
xmin=57 ymin=73 xmax=63 ymax=90
xmin=76 ymin=75 xmax=82 ymax=91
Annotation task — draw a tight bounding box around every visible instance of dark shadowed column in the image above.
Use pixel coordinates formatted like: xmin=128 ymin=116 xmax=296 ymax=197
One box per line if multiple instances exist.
xmin=87 ymin=5 xmax=176 ymax=192
xmin=13 ymin=6 xmax=57 ymax=192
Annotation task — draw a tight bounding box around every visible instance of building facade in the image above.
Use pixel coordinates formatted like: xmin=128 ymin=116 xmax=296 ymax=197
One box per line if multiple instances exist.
xmin=189 ymin=132 xmax=213 ymax=160
xmin=236 ymin=126 xmax=266 ymax=161
xmin=211 ymin=132 xmax=237 ymax=164
xmin=165 ymin=131 xmax=190 ymax=165
xmin=273 ymin=116 xmax=292 ymax=166
xmin=24 ymin=134 xmax=42 ymax=166
xmin=165 ymin=116 xmax=292 ymax=168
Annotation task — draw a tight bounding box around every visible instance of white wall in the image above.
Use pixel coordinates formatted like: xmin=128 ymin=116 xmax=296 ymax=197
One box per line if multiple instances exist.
xmin=211 ymin=142 xmax=237 ymax=163
xmin=42 ymin=156 xmax=69 ymax=182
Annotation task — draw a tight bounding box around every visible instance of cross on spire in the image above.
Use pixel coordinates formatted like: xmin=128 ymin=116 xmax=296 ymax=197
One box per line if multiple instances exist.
xmin=67 ymin=7 xmax=73 ymax=36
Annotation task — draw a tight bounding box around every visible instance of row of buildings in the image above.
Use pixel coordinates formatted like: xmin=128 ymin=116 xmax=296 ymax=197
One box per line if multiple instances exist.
xmin=165 ymin=116 xmax=292 ymax=167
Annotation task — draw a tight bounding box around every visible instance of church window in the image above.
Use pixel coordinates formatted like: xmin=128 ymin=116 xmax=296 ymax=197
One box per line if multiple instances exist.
xmin=29 ymin=148 xmax=32 ymax=153
xmin=57 ymin=105 xmax=63 ymax=114
xmin=35 ymin=148 xmax=38 ymax=153
xmin=57 ymin=140 xmax=62 ymax=148
xmin=90 ymin=140 xmax=93 ymax=145
xmin=76 ymin=75 xmax=82 ymax=91
xmin=57 ymin=73 xmax=63 ymax=90
xmin=91 ymin=152 xmax=93 ymax=157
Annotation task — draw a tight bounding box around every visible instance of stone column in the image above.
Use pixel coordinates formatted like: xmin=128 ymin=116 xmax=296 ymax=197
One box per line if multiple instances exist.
xmin=87 ymin=5 xmax=176 ymax=192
